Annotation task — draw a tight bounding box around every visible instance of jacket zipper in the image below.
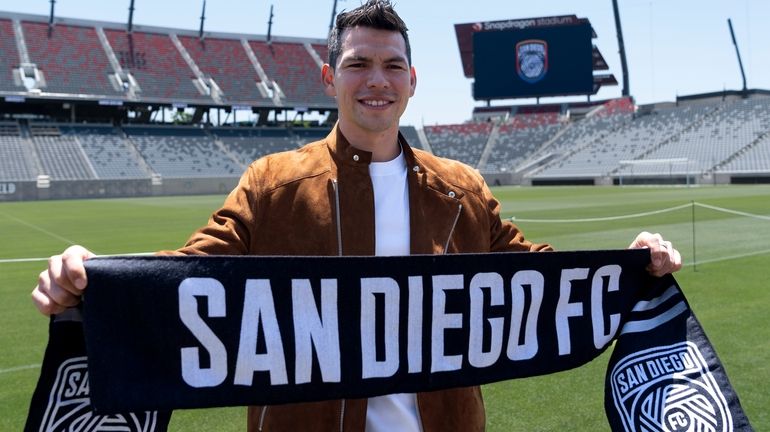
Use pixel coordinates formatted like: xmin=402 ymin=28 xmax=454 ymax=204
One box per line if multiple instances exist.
xmin=443 ymin=204 xmax=463 ymax=254
xmin=331 ymin=178 xmax=346 ymax=431
xmin=414 ymin=394 xmax=424 ymax=432
xmin=331 ymin=179 xmax=343 ymax=257
xmin=258 ymin=406 xmax=269 ymax=431
xmin=339 ymin=399 xmax=346 ymax=432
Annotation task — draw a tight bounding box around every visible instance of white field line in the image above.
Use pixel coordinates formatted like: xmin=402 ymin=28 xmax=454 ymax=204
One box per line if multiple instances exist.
xmin=510 ymin=201 xmax=770 ymax=224
xmin=0 ymin=211 xmax=78 ymax=246
xmin=0 ymin=363 xmax=40 ymax=374
xmin=694 ymin=202 xmax=770 ymax=221
xmin=687 ymin=248 xmax=770 ymax=266
xmin=0 ymin=257 xmax=51 ymax=263
xmin=510 ymin=203 xmax=693 ymax=223
xmin=0 ymin=252 xmax=154 ymax=265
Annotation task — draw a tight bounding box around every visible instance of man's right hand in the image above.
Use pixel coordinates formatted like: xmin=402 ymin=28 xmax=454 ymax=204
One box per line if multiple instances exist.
xmin=32 ymin=245 xmax=95 ymax=316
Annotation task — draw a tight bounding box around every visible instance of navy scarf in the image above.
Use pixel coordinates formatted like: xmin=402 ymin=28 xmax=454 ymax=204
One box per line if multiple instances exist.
xmin=26 ymin=251 xmax=752 ymax=431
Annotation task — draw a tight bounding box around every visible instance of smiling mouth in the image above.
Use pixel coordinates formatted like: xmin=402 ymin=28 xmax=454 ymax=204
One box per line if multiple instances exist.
xmin=359 ymin=99 xmax=392 ymax=107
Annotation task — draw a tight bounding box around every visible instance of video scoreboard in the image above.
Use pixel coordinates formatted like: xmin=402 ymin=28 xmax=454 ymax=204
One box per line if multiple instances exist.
xmin=455 ymin=16 xmax=603 ymax=100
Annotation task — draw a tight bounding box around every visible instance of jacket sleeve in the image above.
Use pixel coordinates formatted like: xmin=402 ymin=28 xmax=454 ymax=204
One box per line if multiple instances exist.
xmin=161 ymin=163 xmax=259 ymax=256
xmin=483 ymin=182 xmax=553 ymax=253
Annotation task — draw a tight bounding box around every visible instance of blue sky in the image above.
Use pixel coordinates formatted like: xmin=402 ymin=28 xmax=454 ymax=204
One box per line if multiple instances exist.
xmin=2 ymin=0 xmax=769 ymax=127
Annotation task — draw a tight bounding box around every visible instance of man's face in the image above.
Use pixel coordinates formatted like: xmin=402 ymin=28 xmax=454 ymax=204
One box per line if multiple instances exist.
xmin=323 ymin=26 xmax=416 ymax=142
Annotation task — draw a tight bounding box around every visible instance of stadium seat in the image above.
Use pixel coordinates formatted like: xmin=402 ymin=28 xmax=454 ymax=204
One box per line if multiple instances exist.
xmin=29 ymin=124 xmax=96 ymax=180
xmin=22 ymin=22 xmax=122 ymax=96
xmin=0 ymin=19 xmax=23 ymax=92
xmin=0 ymin=122 xmax=37 ymax=181
xmin=425 ymin=122 xmax=492 ymax=168
xmin=178 ymin=35 xmax=266 ymax=105
xmin=248 ymin=40 xmax=333 ymax=108
xmin=104 ymin=29 xmax=212 ymax=102
xmin=62 ymin=125 xmax=151 ymax=179
xmin=125 ymin=126 xmax=242 ymax=178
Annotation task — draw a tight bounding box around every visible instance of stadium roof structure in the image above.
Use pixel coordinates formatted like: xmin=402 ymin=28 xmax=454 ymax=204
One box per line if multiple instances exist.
xmin=454 ymin=15 xmax=618 ymax=99
xmin=0 ymin=10 xmax=336 ymax=123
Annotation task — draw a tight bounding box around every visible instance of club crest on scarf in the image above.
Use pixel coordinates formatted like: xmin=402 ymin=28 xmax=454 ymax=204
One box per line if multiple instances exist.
xmin=610 ymin=342 xmax=732 ymax=432
xmin=38 ymin=356 xmax=163 ymax=432
xmin=516 ymin=39 xmax=548 ymax=83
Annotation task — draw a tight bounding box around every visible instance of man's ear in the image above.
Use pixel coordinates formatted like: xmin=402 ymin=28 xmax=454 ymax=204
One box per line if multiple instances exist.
xmin=409 ymin=65 xmax=417 ymax=97
xmin=322 ymin=64 xmax=336 ymax=97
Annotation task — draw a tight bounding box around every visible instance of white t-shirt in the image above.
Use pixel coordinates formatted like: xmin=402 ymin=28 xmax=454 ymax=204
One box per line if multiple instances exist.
xmin=365 ymin=149 xmax=421 ymax=432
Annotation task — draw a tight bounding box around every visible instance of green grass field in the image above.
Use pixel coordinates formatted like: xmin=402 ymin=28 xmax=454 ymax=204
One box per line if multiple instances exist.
xmin=1 ymin=185 xmax=768 ymax=431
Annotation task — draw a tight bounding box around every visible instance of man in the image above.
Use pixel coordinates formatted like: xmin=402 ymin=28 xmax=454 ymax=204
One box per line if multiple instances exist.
xmin=32 ymin=1 xmax=682 ymax=430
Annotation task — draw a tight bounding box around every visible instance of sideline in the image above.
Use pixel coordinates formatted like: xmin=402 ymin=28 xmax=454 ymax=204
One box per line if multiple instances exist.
xmin=0 ymin=364 xmax=40 ymax=374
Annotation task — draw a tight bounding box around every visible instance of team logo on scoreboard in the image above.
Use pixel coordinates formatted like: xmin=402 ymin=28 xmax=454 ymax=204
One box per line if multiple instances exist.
xmin=39 ymin=356 xmax=162 ymax=431
xmin=515 ymin=39 xmax=548 ymax=83
xmin=610 ymin=342 xmax=733 ymax=432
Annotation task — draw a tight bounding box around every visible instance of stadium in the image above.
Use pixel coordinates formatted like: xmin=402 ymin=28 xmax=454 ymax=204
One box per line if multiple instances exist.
xmin=1 ymin=5 xmax=769 ymax=200
xmin=1 ymin=1 xmax=768 ymax=430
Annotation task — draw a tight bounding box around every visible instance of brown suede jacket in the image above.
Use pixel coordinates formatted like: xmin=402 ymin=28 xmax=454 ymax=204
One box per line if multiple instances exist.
xmin=173 ymin=124 xmax=551 ymax=431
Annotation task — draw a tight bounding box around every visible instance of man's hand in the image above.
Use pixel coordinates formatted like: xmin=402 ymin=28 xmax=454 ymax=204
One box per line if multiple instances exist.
xmin=32 ymin=245 xmax=95 ymax=316
xmin=629 ymin=231 xmax=682 ymax=277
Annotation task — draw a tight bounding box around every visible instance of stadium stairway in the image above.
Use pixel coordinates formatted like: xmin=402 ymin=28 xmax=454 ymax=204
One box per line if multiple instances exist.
xmin=515 ymin=121 xmax=574 ymax=176
xmin=710 ymin=129 xmax=770 ymax=174
xmin=239 ymin=39 xmax=281 ymax=105
xmin=415 ymin=128 xmax=433 ymax=154
xmin=477 ymin=122 xmax=501 ymax=170
xmin=0 ymin=18 xmax=22 ymax=92
xmin=28 ymin=124 xmax=97 ymax=180
xmin=17 ymin=120 xmax=45 ymax=178
xmin=120 ymin=128 xmax=159 ymax=178
xmin=204 ymin=127 xmax=247 ymax=172
xmin=526 ymin=111 xmax=633 ymax=178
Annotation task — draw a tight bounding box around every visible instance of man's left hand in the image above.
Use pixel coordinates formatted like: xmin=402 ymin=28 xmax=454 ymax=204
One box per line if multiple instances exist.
xmin=629 ymin=231 xmax=683 ymax=277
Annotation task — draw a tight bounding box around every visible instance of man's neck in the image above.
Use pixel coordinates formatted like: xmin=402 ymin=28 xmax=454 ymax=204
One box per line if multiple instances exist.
xmin=338 ymin=123 xmax=400 ymax=162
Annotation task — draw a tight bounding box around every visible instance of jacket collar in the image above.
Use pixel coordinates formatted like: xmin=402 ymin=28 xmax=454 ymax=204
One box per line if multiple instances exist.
xmin=325 ymin=123 xmax=374 ymax=167
xmin=404 ymin=139 xmax=466 ymax=202
xmin=324 ymin=122 xmax=466 ymax=202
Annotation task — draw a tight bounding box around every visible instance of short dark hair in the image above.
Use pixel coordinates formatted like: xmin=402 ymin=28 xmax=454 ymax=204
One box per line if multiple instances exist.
xmin=327 ymin=0 xmax=411 ymax=68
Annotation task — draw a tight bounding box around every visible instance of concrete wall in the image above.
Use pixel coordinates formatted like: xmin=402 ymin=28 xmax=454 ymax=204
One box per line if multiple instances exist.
xmin=151 ymin=177 xmax=239 ymax=196
xmin=0 ymin=177 xmax=239 ymax=201
xmin=0 ymin=181 xmax=37 ymax=201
